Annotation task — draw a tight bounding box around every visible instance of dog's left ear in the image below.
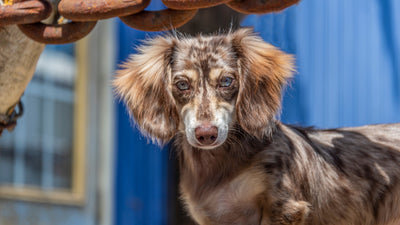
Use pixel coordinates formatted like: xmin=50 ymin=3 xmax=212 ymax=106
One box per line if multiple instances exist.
xmin=230 ymin=29 xmax=295 ymax=138
xmin=113 ymin=36 xmax=179 ymax=145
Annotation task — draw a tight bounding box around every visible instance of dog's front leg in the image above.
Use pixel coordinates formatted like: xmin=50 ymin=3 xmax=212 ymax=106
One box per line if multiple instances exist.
xmin=262 ymin=200 xmax=310 ymax=225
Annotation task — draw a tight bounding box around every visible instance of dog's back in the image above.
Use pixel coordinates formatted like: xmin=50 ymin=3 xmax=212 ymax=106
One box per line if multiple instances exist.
xmin=274 ymin=123 xmax=400 ymax=225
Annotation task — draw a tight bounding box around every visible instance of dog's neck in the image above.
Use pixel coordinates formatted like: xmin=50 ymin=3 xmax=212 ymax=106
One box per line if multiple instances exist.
xmin=176 ymin=124 xmax=273 ymax=199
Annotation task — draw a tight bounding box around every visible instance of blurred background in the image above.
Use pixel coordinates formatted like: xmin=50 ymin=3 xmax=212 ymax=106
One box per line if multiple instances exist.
xmin=0 ymin=0 xmax=399 ymax=224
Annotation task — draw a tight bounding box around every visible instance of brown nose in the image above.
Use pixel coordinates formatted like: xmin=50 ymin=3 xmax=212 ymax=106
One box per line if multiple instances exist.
xmin=195 ymin=124 xmax=218 ymax=145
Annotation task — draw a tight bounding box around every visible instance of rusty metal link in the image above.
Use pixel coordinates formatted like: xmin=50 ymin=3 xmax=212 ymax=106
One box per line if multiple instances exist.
xmin=18 ymin=20 xmax=97 ymax=44
xmin=120 ymin=8 xmax=197 ymax=32
xmin=0 ymin=0 xmax=52 ymax=26
xmin=0 ymin=101 xmax=24 ymax=136
xmin=0 ymin=0 xmax=300 ymax=43
xmin=226 ymin=0 xmax=301 ymax=14
xmin=162 ymin=0 xmax=229 ymax=10
xmin=58 ymin=0 xmax=150 ymax=21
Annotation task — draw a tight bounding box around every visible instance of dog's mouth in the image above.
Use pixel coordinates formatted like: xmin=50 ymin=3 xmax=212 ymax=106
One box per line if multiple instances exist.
xmin=190 ymin=139 xmax=224 ymax=150
xmin=193 ymin=142 xmax=220 ymax=150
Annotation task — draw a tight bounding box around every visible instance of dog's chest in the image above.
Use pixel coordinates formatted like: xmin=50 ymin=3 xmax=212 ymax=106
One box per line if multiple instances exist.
xmin=181 ymin=168 xmax=266 ymax=225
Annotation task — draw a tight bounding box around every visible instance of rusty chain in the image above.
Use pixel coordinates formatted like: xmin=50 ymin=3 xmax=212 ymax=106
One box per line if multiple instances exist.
xmin=0 ymin=101 xmax=23 ymax=135
xmin=0 ymin=0 xmax=300 ymax=43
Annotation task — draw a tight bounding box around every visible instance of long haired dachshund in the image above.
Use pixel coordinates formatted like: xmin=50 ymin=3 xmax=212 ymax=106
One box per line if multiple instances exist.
xmin=114 ymin=28 xmax=400 ymax=225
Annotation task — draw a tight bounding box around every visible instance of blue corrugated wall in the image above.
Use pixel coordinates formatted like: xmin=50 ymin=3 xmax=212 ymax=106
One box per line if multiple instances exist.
xmin=114 ymin=2 xmax=170 ymax=225
xmin=115 ymin=0 xmax=400 ymax=224
xmin=242 ymin=0 xmax=400 ymax=128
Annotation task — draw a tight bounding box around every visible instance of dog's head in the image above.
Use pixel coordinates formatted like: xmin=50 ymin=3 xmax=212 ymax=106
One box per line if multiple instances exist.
xmin=114 ymin=28 xmax=294 ymax=149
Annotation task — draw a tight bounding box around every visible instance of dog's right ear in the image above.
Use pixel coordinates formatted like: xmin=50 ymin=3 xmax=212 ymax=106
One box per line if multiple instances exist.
xmin=113 ymin=36 xmax=179 ymax=145
xmin=230 ymin=28 xmax=295 ymax=139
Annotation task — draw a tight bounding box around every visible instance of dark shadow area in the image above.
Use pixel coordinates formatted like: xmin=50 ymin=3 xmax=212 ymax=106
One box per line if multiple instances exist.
xmin=178 ymin=5 xmax=245 ymax=35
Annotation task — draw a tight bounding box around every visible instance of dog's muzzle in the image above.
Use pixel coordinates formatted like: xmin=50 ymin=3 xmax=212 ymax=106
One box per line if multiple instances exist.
xmin=183 ymin=106 xmax=231 ymax=150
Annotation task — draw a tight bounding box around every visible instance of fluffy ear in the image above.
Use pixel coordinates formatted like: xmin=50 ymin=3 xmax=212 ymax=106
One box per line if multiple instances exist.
xmin=230 ymin=28 xmax=295 ymax=139
xmin=113 ymin=36 xmax=179 ymax=145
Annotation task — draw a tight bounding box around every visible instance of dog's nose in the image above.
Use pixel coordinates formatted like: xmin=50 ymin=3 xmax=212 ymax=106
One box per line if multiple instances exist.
xmin=195 ymin=124 xmax=218 ymax=145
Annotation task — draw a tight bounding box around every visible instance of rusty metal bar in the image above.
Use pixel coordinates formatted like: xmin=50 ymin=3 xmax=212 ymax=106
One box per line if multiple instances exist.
xmin=119 ymin=8 xmax=198 ymax=32
xmin=0 ymin=0 xmax=52 ymax=26
xmin=227 ymin=0 xmax=300 ymax=14
xmin=162 ymin=0 xmax=229 ymax=10
xmin=58 ymin=0 xmax=150 ymax=21
xmin=18 ymin=21 xmax=97 ymax=44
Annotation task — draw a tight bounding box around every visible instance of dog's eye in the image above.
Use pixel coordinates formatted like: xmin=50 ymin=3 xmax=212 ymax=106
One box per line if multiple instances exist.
xmin=219 ymin=77 xmax=233 ymax=88
xmin=176 ymin=80 xmax=190 ymax=91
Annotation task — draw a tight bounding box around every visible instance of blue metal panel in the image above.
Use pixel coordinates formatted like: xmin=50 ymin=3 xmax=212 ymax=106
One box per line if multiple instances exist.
xmin=242 ymin=0 xmax=400 ymax=128
xmin=114 ymin=2 xmax=170 ymax=225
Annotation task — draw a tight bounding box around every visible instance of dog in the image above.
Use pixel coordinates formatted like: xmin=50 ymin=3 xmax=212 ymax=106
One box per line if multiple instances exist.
xmin=113 ymin=28 xmax=400 ymax=225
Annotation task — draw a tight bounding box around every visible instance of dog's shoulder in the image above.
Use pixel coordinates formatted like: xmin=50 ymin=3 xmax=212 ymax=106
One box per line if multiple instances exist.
xmin=269 ymin=122 xmax=400 ymax=176
xmin=271 ymin=123 xmax=400 ymax=225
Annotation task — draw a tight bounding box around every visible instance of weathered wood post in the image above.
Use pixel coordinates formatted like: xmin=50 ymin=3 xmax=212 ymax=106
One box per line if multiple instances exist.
xmin=0 ymin=23 xmax=44 ymax=134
